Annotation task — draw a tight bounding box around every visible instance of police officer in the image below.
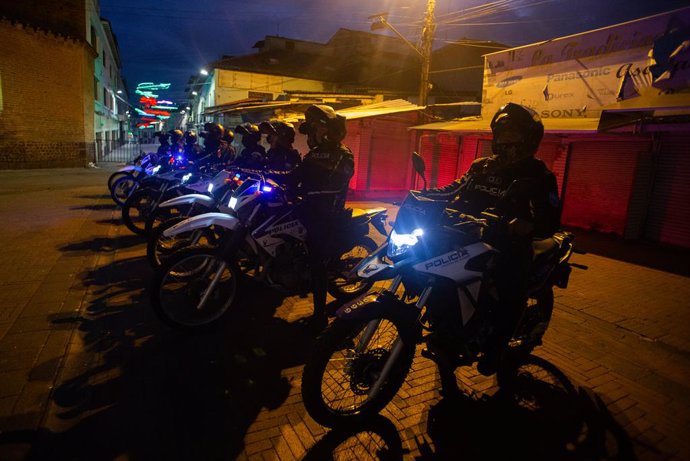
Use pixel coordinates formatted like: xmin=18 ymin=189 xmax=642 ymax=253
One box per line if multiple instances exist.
xmin=198 ymin=122 xmax=230 ymax=169
xmin=423 ymin=102 xmax=560 ymax=375
xmin=268 ymin=105 xmax=354 ymax=327
xmin=168 ymin=129 xmax=185 ymax=155
xmin=259 ymin=120 xmax=301 ymax=171
xmin=233 ymin=123 xmax=267 ymax=169
xmin=154 ymin=131 xmax=171 ymax=158
xmin=183 ymin=130 xmax=202 ymax=161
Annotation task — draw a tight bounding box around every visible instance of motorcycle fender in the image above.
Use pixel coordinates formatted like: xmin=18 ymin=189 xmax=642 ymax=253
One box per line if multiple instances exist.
xmin=159 ymin=194 xmax=215 ymax=209
xmin=163 ymin=212 xmax=240 ymax=237
xmin=336 ymin=291 xmax=400 ymax=322
xmin=118 ymin=165 xmax=143 ymax=174
xmin=352 ymin=243 xmax=395 ymax=281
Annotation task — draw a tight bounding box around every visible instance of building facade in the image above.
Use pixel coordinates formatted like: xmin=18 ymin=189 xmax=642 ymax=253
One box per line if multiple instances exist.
xmin=413 ymin=7 xmax=690 ymax=248
xmin=0 ymin=0 xmax=127 ymax=168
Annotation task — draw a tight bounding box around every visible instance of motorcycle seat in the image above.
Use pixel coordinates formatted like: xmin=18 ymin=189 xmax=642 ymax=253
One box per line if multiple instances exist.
xmin=532 ymin=237 xmax=558 ymax=261
xmin=351 ymin=207 xmax=386 ymax=219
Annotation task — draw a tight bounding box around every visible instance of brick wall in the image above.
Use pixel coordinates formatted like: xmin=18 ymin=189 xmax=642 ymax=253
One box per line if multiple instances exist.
xmin=0 ymin=20 xmax=94 ymax=168
xmin=0 ymin=0 xmax=87 ymax=41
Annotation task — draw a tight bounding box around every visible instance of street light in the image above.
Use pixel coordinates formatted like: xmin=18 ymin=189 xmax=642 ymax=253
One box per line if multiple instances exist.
xmin=192 ymin=91 xmax=198 ymax=96
xmin=200 ymin=69 xmax=209 ymax=76
xmin=370 ymin=0 xmax=436 ymax=106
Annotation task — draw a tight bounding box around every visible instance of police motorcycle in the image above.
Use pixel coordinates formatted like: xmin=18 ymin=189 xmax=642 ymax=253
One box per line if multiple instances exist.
xmin=107 ymin=150 xmax=148 ymax=191
xmin=120 ymin=158 xmax=225 ymax=236
xmin=109 ymin=151 xmax=174 ymax=206
xmin=145 ymin=170 xmax=245 ymax=268
xmin=149 ymin=170 xmax=388 ymax=330
xmin=299 ymin=152 xmax=586 ymax=428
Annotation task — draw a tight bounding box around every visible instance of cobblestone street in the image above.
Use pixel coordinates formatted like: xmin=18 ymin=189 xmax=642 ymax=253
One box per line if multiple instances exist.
xmin=0 ymin=167 xmax=688 ymax=460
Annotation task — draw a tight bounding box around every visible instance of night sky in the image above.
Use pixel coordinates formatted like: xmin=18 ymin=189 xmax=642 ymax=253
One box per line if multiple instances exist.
xmin=100 ymin=0 xmax=689 ymax=103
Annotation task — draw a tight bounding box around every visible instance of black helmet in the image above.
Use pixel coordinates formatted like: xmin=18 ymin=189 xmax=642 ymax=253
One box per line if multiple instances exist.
xmin=184 ymin=130 xmax=197 ymax=145
xmin=168 ymin=129 xmax=184 ymax=142
xmin=235 ymin=123 xmax=261 ymax=144
xmin=155 ymin=131 xmax=170 ymax=144
xmin=201 ymin=123 xmax=224 ymax=141
xmin=222 ymin=129 xmax=235 ymax=144
xmin=299 ymin=104 xmax=346 ymax=143
xmin=490 ymin=103 xmax=543 ymax=156
xmin=259 ymin=120 xmax=295 ymax=144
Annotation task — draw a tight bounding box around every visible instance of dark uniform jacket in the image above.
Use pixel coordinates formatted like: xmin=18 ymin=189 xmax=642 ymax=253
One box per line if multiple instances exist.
xmin=234 ymin=145 xmax=267 ymax=169
xmin=425 ymin=156 xmax=561 ymax=238
xmin=283 ymin=141 xmax=354 ymax=212
xmin=265 ymin=147 xmax=301 ymax=171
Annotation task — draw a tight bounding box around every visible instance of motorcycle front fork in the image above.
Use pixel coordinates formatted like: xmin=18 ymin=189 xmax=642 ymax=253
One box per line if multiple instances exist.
xmin=348 ymin=277 xmax=432 ymax=401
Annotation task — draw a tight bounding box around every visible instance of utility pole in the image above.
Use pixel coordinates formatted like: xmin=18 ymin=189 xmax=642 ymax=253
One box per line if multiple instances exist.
xmin=370 ymin=0 xmax=436 ymax=107
xmin=419 ymin=0 xmax=436 ymax=107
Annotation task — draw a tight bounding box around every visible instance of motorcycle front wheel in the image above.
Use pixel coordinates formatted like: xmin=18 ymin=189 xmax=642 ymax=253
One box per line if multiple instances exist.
xmin=151 ymin=247 xmax=239 ymax=330
xmin=110 ymin=175 xmax=139 ymax=206
xmin=122 ymin=189 xmax=159 ymax=236
xmin=301 ymin=311 xmax=416 ymax=427
xmin=146 ymin=217 xmax=221 ymax=268
xmin=108 ymin=171 xmax=130 ymax=191
xmin=327 ymin=236 xmax=377 ymax=301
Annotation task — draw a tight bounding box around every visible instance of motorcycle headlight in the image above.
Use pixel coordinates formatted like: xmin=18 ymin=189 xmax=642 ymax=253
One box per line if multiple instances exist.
xmin=229 ymin=196 xmax=238 ymax=210
xmin=387 ymin=228 xmax=423 ymax=258
xmin=152 ymin=165 xmax=161 ymax=174
xmin=181 ymin=173 xmax=192 ymax=183
xmin=207 ymin=183 xmax=214 ymax=193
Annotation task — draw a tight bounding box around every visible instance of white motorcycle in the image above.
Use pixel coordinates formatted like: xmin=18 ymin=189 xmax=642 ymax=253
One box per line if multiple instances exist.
xmin=149 ymin=172 xmax=388 ymax=330
xmin=299 ymin=153 xmax=586 ymax=427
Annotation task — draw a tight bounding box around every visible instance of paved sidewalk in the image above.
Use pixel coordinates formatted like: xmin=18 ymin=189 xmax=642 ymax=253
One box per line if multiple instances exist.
xmin=0 ymin=167 xmax=688 ymax=460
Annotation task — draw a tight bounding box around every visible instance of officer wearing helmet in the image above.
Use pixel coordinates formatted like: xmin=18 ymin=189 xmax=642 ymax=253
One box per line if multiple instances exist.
xmin=183 ymin=130 xmax=202 ymax=161
xmin=423 ymin=103 xmax=560 ymax=375
xmin=259 ymin=120 xmax=301 ymax=171
xmin=199 ymin=122 xmax=231 ymax=167
xmin=154 ymin=131 xmax=171 ymax=158
xmin=266 ymin=105 xmax=354 ymax=327
xmin=233 ymin=123 xmax=267 ymax=169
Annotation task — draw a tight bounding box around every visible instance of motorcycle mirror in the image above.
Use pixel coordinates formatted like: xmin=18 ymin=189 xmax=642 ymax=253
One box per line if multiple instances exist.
xmin=411 ymin=152 xmax=427 ymax=191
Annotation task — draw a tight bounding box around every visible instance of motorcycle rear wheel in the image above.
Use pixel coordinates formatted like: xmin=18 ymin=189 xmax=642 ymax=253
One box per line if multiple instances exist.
xmin=327 ymin=236 xmax=377 ymax=301
xmin=301 ymin=311 xmax=416 ymax=427
xmin=151 ymin=247 xmax=239 ymax=330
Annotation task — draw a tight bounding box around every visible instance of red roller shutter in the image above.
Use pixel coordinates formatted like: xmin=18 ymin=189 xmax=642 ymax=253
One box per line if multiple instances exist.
xmin=417 ymin=134 xmax=435 ymax=189
xmin=367 ymin=119 xmax=412 ymax=191
xmin=561 ymin=141 xmax=649 ymax=235
xmin=343 ymin=123 xmax=361 ymax=192
xmin=535 ymin=142 xmax=567 ymax=196
xmin=645 ymin=135 xmax=690 ymax=248
xmin=459 ymin=136 xmax=479 ymax=175
xmin=437 ymin=133 xmax=460 ymax=188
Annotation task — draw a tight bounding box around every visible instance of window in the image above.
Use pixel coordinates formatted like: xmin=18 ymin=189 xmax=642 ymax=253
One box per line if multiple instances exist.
xmin=90 ymin=25 xmax=98 ymax=50
xmin=94 ymin=77 xmax=99 ymax=101
xmin=103 ymin=88 xmax=108 ymax=108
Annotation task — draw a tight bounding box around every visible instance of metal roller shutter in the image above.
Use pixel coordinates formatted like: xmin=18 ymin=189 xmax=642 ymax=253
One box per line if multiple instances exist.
xmin=561 ymin=141 xmax=649 ymax=235
xmin=437 ymin=133 xmax=460 ymax=188
xmin=367 ymin=119 xmax=412 ymax=191
xmin=459 ymin=136 xmax=479 ymax=175
xmin=645 ymin=135 xmax=690 ymax=248
xmin=535 ymin=142 xmax=567 ymax=196
xmin=417 ymin=134 xmax=435 ymax=189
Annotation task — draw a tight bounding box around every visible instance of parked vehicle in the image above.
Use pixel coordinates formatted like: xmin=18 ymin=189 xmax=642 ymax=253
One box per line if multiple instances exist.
xmin=149 ymin=171 xmax=388 ymax=330
xmin=121 ymin=163 xmax=224 ymax=236
xmin=145 ymin=172 xmax=242 ymax=268
xmin=299 ymin=153 xmax=586 ymax=427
